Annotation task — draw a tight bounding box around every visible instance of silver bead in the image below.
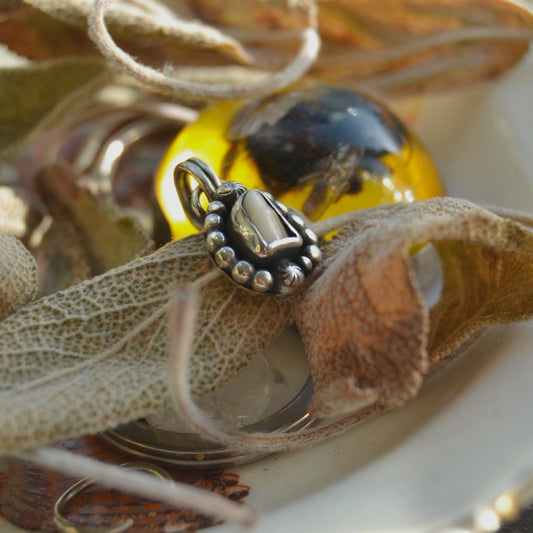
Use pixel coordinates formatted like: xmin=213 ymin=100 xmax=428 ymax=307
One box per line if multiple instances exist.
xmin=275 ymin=200 xmax=289 ymax=215
xmin=288 ymin=213 xmax=305 ymax=230
xmin=204 ymin=213 xmax=223 ymax=233
xmin=252 ymin=270 xmax=274 ymax=293
xmin=214 ymin=246 xmax=236 ymax=270
xmin=304 ymin=244 xmax=322 ymax=265
xmin=206 ymin=201 xmax=226 ymax=215
xmin=296 ymin=255 xmax=314 ymax=273
xmin=206 ymin=231 xmax=226 ymax=253
xmin=278 ymin=262 xmax=305 ymax=295
xmin=232 ymin=260 xmax=255 ymax=285
xmin=301 ymin=227 xmax=318 ymax=245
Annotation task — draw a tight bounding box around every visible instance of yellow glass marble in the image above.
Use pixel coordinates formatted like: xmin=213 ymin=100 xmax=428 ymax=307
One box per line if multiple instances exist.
xmin=156 ymin=83 xmax=444 ymax=239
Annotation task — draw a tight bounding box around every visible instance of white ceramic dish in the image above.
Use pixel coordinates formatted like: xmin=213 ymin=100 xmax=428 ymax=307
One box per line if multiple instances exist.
xmin=2 ymin=49 xmax=533 ymax=533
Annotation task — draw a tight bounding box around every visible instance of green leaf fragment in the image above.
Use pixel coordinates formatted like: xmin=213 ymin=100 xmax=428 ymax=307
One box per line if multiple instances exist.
xmin=0 ymin=58 xmax=110 ymax=158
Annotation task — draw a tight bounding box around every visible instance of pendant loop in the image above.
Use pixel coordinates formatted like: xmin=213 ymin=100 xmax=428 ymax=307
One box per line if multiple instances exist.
xmin=174 ymin=157 xmax=222 ymax=230
xmin=174 ymin=157 xmax=322 ymax=295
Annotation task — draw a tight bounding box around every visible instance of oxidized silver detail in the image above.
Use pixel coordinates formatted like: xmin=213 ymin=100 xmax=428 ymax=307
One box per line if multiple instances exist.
xmin=214 ymin=181 xmax=247 ymax=203
xmin=174 ymin=157 xmax=322 ymax=295
xmin=277 ymin=262 xmax=306 ymax=295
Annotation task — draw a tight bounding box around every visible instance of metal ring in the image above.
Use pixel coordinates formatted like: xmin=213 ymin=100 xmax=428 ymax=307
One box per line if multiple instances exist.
xmin=102 ymin=376 xmax=314 ymax=468
xmin=53 ymin=462 xmax=172 ymax=533
xmin=174 ymin=157 xmax=222 ymax=230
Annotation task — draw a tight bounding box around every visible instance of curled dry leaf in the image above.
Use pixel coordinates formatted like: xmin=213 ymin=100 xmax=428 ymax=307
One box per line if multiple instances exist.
xmin=0 ymin=1 xmax=97 ymax=61
xmin=428 ymin=209 xmax=533 ymax=371
xmin=0 ymin=232 xmax=38 ymax=321
xmin=0 ymin=0 xmax=250 ymax=74
xmin=21 ymin=0 xmax=251 ymax=65
xmin=295 ymin=198 xmax=533 ymax=418
xmin=314 ymin=0 xmax=533 ymax=94
xmin=0 ymin=57 xmax=110 ymax=158
xmin=184 ymin=0 xmax=533 ymax=95
xmin=181 ymin=0 xmax=312 ymax=37
xmin=33 ymin=163 xmax=153 ymax=294
xmin=2 ymin=0 xmax=530 ymax=112
xmin=0 ymin=234 xmax=291 ymax=455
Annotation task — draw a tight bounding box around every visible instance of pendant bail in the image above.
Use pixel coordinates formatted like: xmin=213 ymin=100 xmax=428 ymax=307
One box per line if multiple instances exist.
xmin=174 ymin=157 xmax=222 ymax=230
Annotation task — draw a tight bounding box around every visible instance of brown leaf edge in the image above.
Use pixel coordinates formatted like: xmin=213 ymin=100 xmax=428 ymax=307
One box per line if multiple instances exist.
xmin=295 ymin=197 xmax=533 ymax=418
xmin=1 ymin=1 xmax=250 ymax=65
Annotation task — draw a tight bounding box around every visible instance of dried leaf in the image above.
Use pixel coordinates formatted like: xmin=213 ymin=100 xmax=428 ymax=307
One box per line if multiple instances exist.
xmin=0 ymin=58 xmax=110 ymax=158
xmin=0 ymin=231 xmax=38 ymax=321
xmin=0 ymin=2 xmax=97 ymax=61
xmin=32 ymin=222 xmax=93 ymax=296
xmin=295 ymin=198 xmax=533 ymax=417
xmin=428 ymin=234 xmax=533 ymax=371
xmin=181 ymin=0 xmax=311 ymax=32
xmin=34 ymin=164 xmax=153 ymax=290
xmin=0 ymin=0 xmax=252 ymax=76
xmin=23 ymin=0 xmax=252 ymax=65
xmin=0 ymin=234 xmax=290 ymax=454
xmin=314 ymin=0 xmax=533 ymax=95
xmin=184 ymin=0 xmax=533 ymax=95
xmin=3 ymin=0 xmax=530 ymax=105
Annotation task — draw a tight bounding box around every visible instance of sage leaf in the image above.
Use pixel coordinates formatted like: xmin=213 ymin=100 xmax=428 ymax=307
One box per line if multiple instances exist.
xmin=183 ymin=0 xmax=533 ymax=95
xmin=314 ymin=0 xmax=533 ymax=95
xmin=0 ymin=231 xmax=38 ymax=321
xmin=428 ymin=230 xmax=533 ymax=371
xmin=32 ymin=222 xmax=92 ymax=297
xmin=0 ymin=58 xmax=110 ymax=158
xmin=295 ymin=198 xmax=533 ymax=417
xmin=0 ymin=234 xmax=290 ymax=455
xmin=24 ymin=0 xmax=251 ymax=65
xmin=33 ymin=164 xmax=153 ymax=293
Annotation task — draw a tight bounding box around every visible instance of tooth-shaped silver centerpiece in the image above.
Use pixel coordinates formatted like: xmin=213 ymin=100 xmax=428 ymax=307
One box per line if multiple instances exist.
xmin=174 ymin=157 xmax=322 ymax=295
xmin=230 ymin=190 xmax=303 ymax=265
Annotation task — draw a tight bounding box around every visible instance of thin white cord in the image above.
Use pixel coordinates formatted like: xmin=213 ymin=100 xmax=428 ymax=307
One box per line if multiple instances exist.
xmin=88 ymin=0 xmax=321 ymax=99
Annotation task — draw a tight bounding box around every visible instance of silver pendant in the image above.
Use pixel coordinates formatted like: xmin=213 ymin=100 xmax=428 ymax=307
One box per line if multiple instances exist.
xmin=174 ymin=157 xmax=322 ymax=295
